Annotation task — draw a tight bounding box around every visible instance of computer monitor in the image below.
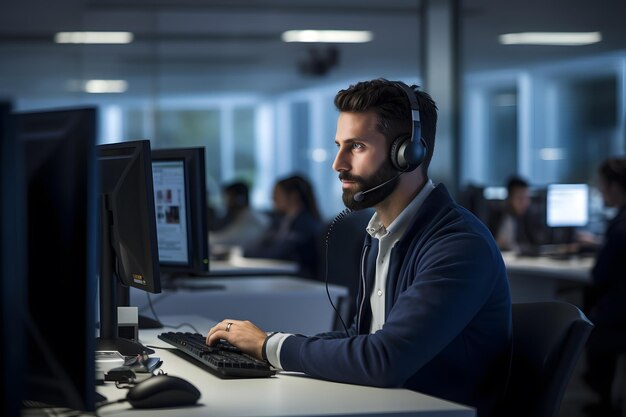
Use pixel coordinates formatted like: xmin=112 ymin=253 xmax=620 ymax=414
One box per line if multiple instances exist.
xmin=97 ymin=140 xmax=162 ymax=355
xmin=1 ymin=101 xmax=26 ymax=417
xmin=151 ymin=147 xmax=209 ymax=277
xmin=13 ymin=107 xmax=99 ymax=412
xmin=546 ymin=184 xmax=590 ymax=227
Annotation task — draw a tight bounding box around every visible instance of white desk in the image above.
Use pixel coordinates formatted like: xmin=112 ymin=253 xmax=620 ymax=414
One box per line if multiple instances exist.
xmin=97 ymin=315 xmax=475 ymax=417
xmin=208 ymin=257 xmax=299 ymax=277
xmin=131 ymin=276 xmax=349 ymax=335
xmin=502 ymin=252 xmax=593 ymax=302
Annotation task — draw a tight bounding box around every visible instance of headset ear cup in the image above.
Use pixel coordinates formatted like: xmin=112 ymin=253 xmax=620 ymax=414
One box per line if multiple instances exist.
xmin=390 ymin=136 xmax=426 ymax=172
xmin=390 ymin=135 xmax=409 ymax=171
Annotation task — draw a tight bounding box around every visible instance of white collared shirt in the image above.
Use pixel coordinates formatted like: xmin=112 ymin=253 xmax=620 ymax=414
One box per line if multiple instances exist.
xmin=366 ymin=179 xmax=435 ymax=332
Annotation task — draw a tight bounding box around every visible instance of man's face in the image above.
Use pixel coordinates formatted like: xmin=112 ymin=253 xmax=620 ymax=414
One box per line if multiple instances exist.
xmin=508 ymin=186 xmax=531 ymax=216
xmin=332 ymin=111 xmax=399 ymax=210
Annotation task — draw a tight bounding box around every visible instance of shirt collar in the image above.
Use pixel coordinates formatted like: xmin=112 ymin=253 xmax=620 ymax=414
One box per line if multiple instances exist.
xmin=366 ymin=179 xmax=436 ymax=240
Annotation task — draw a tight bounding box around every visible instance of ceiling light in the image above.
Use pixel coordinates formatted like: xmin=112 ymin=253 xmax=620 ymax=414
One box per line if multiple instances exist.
xmin=54 ymin=31 xmax=134 ymax=44
xmin=539 ymin=147 xmax=565 ymax=161
xmin=83 ymin=80 xmax=128 ymax=94
xmin=499 ymin=32 xmax=601 ymax=46
xmin=282 ymin=30 xmax=373 ymax=43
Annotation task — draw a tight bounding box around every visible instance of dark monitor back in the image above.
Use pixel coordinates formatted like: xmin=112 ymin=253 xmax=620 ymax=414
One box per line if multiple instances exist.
xmin=98 ymin=140 xmax=161 ymax=293
xmin=1 ymin=101 xmax=26 ymax=417
xmin=151 ymin=147 xmax=209 ymax=276
xmin=14 ymin=107 xmax=98 ymax=412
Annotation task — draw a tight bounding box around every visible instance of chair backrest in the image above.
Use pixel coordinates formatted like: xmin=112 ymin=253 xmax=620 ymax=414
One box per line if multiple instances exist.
xmin=502 ymin=301 xmax=594 ymax=417
xmin=317 ymin=208 xmax=373 ymax=330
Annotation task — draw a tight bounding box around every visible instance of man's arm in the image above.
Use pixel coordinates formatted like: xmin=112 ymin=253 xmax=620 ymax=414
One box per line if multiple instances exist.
xmin=279 ymin=233 xmax=505 ymax=387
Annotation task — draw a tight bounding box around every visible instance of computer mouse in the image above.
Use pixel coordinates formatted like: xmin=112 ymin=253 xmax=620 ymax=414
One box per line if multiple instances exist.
xmin=126 ymin=374 xmax=201 ymax=409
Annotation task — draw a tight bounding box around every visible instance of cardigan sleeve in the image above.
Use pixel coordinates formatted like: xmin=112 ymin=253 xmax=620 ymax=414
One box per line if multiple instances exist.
xmin=278 ymin=231 xmax=504 ymax=387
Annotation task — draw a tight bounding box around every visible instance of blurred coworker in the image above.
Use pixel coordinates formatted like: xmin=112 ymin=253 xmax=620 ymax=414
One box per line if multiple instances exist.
xmin=583 ymin=157 xmax=626 ymax=417
xmin=210 ymin=181 xmax=269 ymax=249
xmin=244 ymin=174 xmax=322 ymax=278
xmin=488 ymin=176 xmax=537 ymax=252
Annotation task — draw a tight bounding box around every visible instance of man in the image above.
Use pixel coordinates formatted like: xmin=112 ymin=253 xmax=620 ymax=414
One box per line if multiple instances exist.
xmin=489 ymin=176 xmax=537 ymax=252
xmin=210 ymin=181 xmax=269 ymax=249
xmin=582 ymin=157 xmax=626 ymax=417
xmin=206 ymin=79 xmax=512 ymax=417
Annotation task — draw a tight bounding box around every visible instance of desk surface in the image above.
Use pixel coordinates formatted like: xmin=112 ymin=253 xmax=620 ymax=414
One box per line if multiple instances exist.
xmin=97 ymin=315 xmax=474 ymax=417
xmin=209 ymin=256 xmax=299 ymax=277
xmin=501 ymin=251 xmax=594 ymax=283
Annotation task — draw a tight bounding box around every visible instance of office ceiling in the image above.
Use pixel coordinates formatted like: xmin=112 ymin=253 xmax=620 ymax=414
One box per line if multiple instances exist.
xmin=1 ymin=0 xmax=625 ymax=99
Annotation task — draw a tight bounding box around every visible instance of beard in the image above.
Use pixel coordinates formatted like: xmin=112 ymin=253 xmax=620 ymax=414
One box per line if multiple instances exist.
xmin=340 ymin=158 xmax=400 ymax=211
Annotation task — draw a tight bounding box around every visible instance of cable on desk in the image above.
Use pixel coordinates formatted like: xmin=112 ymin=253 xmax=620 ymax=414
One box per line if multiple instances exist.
xmin=144 ymin=292 xmax=203 ymax=334
xmin=145 ymin=291 xmax=161 ymax=324
xmin=163 ymin=322 xmax=202 ymax=334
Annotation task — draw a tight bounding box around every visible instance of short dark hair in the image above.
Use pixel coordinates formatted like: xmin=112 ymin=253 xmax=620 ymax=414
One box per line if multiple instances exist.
xmin=276 ymin=174 xmax=321 ymax=220
xmin=223 ymin=181 xmax=249 ymax=207
xmin=334 ymin=78 xmax=438 ymax=174
xmin=599 ymin=157 xmax=626 ymax=190
xmin=506 ymin=176 xmax=529 ymax=197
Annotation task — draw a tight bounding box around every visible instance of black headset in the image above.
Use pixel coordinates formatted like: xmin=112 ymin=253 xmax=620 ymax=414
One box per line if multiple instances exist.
xmin=389 ymin=81 xmax=427 ymax=172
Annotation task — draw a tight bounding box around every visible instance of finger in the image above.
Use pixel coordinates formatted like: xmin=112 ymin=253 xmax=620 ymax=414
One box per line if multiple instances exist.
xmin=208 ymin=329 xmax=229 ymax=346
xmin=206 ymin=322 xmax=226 ymax=344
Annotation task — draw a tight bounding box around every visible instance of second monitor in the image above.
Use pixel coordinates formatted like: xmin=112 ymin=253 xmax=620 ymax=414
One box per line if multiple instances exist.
xmin=151 ymin=147 xmax=209 ymax=278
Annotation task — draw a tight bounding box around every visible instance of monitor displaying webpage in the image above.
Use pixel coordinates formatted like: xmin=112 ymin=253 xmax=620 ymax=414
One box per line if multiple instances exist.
xmin=546 ymin=184 xmax=589 ymax=227
xmin=152 ymin=160 xmax=189 ymax=263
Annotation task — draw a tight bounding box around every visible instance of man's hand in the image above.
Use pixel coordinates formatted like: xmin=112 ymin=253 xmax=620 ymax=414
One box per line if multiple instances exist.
xmin=206 ymin=319 xmax=267 ymax=361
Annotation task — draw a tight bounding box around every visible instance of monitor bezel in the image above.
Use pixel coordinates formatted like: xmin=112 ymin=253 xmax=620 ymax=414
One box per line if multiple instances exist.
xmin=152 ymin=147 xmax=209 ymax=277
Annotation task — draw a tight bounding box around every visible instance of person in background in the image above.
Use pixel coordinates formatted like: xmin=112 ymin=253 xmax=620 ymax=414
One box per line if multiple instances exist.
xmin=243 ymin=174 xmax=322 ymax=278
xmin=582 ymin=157 xmax=626 ymax=417
xmin=207 ymin=79 xmax=511 ymax=417
xmin=488 ymin=176 xmax=538 ymax=252
xmin=209 ymin=181 xmax=269 ymax=253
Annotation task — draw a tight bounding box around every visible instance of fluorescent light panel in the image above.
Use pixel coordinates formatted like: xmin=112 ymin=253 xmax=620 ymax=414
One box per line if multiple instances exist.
xmin=55 ymin=31 xmax=134 ymax=44
xmin=83 ymin=80 xmax=128 ymax=94
xmin=282 ymin=30 xmax=373 ymax=43
xmin=499 ymin=32 xmax=601 ymax=46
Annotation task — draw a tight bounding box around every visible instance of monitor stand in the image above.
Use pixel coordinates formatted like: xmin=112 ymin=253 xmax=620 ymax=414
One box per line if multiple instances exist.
xmin=96 ymin=336 xmax=155 ymax=356
xmin=138 ymin=315 xmax=163 ymax=329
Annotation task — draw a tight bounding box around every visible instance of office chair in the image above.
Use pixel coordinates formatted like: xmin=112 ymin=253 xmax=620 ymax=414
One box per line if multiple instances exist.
xmin=501 ymin=301 xmax=594 ymax=417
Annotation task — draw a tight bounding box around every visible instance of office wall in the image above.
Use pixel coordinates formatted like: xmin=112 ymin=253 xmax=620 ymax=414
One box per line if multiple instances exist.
xmin=462 ymin=53 xmax=626 ymax=191
xmin=12 ymin=51 xmax=626 ymax=222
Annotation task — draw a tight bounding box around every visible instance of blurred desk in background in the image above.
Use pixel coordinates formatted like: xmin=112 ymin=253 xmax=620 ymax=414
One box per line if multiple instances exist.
xmin=502 ymin=252 xmax=594 ymax=303
xmin=209 ymin=255 xmax=299 ymax=277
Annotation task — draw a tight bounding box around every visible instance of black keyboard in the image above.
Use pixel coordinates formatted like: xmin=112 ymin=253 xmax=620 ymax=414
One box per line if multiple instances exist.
xmin=158 ymin=332 xmax=276 ymax=378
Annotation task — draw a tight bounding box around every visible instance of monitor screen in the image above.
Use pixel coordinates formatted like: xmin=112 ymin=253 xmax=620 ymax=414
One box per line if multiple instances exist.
xmin=97 ymin=140 xmax=162 ymax=355
xmin=546 ymin=184 xmax=589 ymax=227
xmin=153 ymin=160 xmax=189 ymax=263
xmin=14 ymin=107 xmax=98 ymax=412
xmin=152 ymin=147 xmax=209 ymax=276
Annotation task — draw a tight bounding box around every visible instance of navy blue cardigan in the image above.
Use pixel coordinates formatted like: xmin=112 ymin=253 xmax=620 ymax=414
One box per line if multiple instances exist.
xmin=279 ymin=184 xmax=512 ymax=417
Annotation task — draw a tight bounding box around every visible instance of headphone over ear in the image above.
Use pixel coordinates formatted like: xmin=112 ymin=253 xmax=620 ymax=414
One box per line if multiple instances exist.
xmin=389 ymin=81 xmax=427 ymax=172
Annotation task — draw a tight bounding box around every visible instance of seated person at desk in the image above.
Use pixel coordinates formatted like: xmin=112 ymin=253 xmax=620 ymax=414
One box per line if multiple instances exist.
xmin=582 ymin=157 xmax=626 ymax=417
xmin=209 ymin=181 xmax=269 ymax=254
xmin=207 ymin=79 xmax=512 ymax=417
xmin=488 ymin=176 xmax=539 ymax=253
xmin=243 ymin=174 xmax=322 ymax=278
